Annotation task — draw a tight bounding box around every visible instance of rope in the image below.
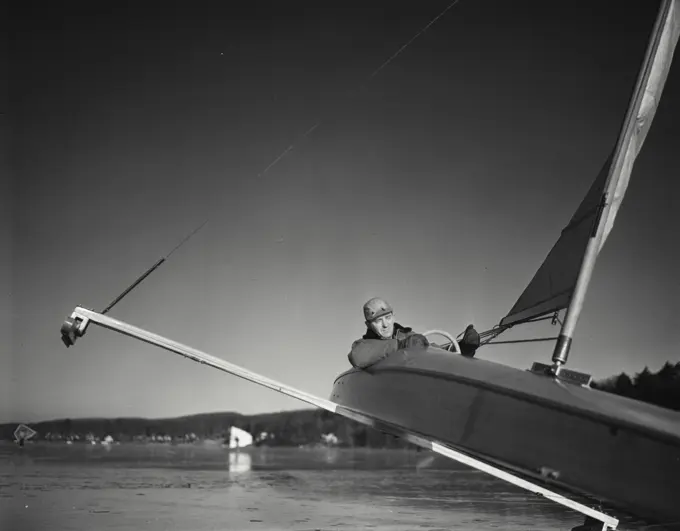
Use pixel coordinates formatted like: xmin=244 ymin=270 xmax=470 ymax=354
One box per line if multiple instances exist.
xmin=482 ymin=337 xmax=559 ymax=346
xmin=476 ymin=311 xmax=565 ymax=348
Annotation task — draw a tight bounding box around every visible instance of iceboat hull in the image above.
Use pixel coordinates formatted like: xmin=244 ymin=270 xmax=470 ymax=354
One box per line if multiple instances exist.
xmin=331 ymin=348 xmax=680 ymax=523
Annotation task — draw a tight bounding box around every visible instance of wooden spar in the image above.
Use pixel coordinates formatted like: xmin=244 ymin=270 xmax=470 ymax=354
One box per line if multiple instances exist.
xmin=61 ymin=306 xmax=618 ymax=530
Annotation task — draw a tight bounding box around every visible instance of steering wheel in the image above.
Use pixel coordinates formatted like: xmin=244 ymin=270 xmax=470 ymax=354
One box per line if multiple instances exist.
xmin=422 ymin=329 xmax=460 ymax=354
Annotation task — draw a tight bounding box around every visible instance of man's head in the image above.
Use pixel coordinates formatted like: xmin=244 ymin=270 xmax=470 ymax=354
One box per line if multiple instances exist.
xmin=363 ymin=297 xmax=395 ymax=339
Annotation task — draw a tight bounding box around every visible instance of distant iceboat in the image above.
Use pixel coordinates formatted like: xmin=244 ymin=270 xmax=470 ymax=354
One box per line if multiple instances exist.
xmin=229 ymin=426 xmax=253 ymax=449
xmin=13 ymin=424 xmax=37 ymax=447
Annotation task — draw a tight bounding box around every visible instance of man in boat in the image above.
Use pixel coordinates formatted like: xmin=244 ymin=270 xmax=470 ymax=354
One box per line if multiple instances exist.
xmin=348 ymin=297 xmax=429 ymax=369
xmin=348 ymin=298 xmax=481 ymax=369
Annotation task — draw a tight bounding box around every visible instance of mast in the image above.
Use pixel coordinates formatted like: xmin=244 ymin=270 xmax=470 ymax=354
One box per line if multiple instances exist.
xmin=552 ymin=0 xmax=679 ymax=369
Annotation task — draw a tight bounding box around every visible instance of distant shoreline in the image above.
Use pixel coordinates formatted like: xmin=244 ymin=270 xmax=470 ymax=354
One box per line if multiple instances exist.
xmin=0 ymin=408 xmax=411 ymax=449
xmin=4 ymin=361 xmax=678 ymax=447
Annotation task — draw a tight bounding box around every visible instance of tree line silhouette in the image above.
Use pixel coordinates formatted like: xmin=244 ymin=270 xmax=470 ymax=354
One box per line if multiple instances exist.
xmin=590 ymin=361 xmax=679 ymax=411
xmin=0 ymin=408 xmax=410 ymax=448
xmin=2 ymin=362 xmax=677 ymax=446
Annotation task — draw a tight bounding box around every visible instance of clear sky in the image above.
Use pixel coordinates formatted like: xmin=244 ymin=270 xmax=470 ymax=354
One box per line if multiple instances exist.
xmin=5 ymin=1 xmax=679 ymax=424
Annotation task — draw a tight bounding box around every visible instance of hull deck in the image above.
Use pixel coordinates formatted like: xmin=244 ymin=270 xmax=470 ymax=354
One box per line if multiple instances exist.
xmin=331 ymin=348 xmax=680 ymax=524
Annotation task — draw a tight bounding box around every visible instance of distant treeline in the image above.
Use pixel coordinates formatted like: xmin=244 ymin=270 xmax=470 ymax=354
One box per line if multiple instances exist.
xmin=2 ymin=362 xmax=677 ymax=446
xmin=0 ymin=408 xmax=410 ymax=448
xmin=591 ymin=361 xmax=680 ymax=412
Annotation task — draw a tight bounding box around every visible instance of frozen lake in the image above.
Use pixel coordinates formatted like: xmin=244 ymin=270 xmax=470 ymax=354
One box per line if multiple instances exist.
xmin=0 ymin=442 xmax=652 ymax=530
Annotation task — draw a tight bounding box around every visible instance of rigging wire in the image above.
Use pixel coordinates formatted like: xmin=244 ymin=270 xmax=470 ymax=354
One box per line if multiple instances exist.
xmin=369 ymin=0 xmax=462 ymax=80
xmin=97 ymin=2 xmax=464 ymax=312
xmin=100 ymin=220 xmax=209 ymax=315
xmin=477 ymin=312 xmax=566 ymax=348
xmin=256 ymin=0 xmax=463 ymax=178
xmin=165 ymin=219 xmax=210 ymax=260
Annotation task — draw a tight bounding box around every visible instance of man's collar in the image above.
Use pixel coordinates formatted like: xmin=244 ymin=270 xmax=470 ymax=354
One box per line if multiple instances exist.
xmin=362 ymin=322 xmax=411 ymax=339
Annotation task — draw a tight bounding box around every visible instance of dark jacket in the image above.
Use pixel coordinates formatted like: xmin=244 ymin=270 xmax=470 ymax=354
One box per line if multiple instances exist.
xmin=459 ymin=324 xmax=481 ymax=358
xmin=348 ymin=323 xmax=419 ymax=369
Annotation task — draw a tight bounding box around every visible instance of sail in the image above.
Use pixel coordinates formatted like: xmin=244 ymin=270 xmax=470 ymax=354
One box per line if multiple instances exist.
xmin=501 ymin=0 xmax=680 ymax=329
xmin=13 ymin=423 xmax=37 ymax=442
xmin=229 ymin=426 xmax=253 ymax=449
xmin=598 ymin=0 xmax=680 ymax=252
xmin=500 ymin=157 xmax=611 ymax=327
